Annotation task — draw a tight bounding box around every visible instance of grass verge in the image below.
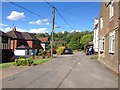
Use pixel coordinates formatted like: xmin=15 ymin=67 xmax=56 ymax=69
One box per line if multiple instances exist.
xmin=33 ymin=57 xmax=53 ymax=65
xmin=0 ymin=62 xmax=14 ymax=68
xmin=0 ymin=57 xmax=53 ymax=68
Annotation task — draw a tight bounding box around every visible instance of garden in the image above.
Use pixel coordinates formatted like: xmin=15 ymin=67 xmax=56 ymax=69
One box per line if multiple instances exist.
xmin=0 ymin=50 xmax=53 ymax=68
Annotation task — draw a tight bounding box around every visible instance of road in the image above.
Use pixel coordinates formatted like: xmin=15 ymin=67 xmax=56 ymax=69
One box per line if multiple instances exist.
xmin=2 ymin=52 xmax=118 ymax=88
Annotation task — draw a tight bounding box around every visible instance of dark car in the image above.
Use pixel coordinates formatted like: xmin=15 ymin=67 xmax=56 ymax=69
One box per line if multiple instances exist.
xmin=62 ymin=48 xmax=73 ymax=54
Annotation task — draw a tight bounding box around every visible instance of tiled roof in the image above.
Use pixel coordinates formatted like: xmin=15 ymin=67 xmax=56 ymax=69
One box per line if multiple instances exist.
xmin=38 ymin=37 xmax=48 ymax=43
xmin=7 ymin=30 xmax=24 ymax=40
xmin=21 ymin=32 xmax=38 ymax=40
xmin=7 ymin=30 xmax=39 ymax=41
xmin=0 ymin=30 xmax=11 ymax=37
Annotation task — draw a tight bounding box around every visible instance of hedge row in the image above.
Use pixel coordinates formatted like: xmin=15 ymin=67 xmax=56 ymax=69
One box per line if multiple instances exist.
xmin=14 ymin=58 xmax=33 ymax=66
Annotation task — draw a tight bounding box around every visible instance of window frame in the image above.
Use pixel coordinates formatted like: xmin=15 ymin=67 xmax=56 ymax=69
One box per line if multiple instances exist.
xmin=109 ymin=0 xmax=114 ymax=20
xmin=109 ymin=31 xmax=115 ymax=53
xmin=100 ymin=17 xmax=103 ymax=29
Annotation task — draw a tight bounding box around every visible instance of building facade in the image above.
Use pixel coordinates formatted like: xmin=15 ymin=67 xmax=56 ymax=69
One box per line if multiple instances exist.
xmin=38 ymin=37 xmax=49 ymax=51
xmin=7 ymin=27 xmax=43 ymax=57
xmin=0 ymin=30 xmax=15 ymax=63
xmin=93 ymin=18 xmax=99 ymax=53
xmin=98 ymin=1 xmax=120 ymax=73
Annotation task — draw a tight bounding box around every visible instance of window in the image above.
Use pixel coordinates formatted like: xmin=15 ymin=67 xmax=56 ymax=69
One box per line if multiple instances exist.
xmin=109 ymin=0 xmax=114 ymax=19
xmin=100 ymin=17 xmax=103 ymax=29
xmin=109 ymin=32 xmax=115 ymax=53
xmin=99 ymin=37 xmax=104 ymax=51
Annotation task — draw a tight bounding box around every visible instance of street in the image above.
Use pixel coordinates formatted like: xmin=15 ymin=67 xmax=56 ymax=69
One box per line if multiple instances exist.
xmin=2 ymin=52 xmax=118 ymax=88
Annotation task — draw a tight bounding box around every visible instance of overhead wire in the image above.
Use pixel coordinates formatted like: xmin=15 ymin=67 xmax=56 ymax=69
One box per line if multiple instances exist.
xmin=7 ymin=0 xmax=46 ymax=19
xmin=45 ymin=2 xmax=76 ymax=30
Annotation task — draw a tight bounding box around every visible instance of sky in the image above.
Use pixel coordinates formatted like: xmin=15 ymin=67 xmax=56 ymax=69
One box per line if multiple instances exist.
xmin=1 ymin=2 xmax=101 ymax=34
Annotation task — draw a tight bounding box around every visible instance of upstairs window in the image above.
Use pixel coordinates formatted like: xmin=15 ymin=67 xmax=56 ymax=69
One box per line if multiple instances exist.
xmin=109 ymin=0 xmax=114 ymax=19
xmin=109 ymin=32 xmax=115 ymax=53
xmin=100 ymin=17 xmax=103 ymax=29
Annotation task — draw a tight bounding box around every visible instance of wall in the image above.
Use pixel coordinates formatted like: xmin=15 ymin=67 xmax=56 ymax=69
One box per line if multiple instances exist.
xmin=98 ymin=1 xmax=119 ymax=73
xmin=14 ymin=49 xmax=26 ymax=56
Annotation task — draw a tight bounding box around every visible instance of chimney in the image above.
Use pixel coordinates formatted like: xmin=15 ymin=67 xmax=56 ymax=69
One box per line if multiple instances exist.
xmin=13 ymin=26 xmax=16 ymax=31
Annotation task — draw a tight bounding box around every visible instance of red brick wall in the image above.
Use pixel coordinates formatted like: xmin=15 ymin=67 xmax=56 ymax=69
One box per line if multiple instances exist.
xmin=98 ymin=1 xmax=119 ymax=73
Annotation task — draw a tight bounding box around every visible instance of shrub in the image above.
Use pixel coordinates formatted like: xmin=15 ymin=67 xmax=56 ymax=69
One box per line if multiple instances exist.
xmin=14 ymin=58 xmax=33 ymax=66
xmin=56 ymin=46 xmax=65 ymax=55
xmin=38 ymin=50 xmax=47 ymax=59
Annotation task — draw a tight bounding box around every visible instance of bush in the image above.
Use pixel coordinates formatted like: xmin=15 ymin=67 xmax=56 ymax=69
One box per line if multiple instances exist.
xmin=38 ymin=50 xmax=47 ymax=59
xmin=56 ymin=46 xmax=65 ymax=55
xmin=14 ymin=58 xmax=33 ymax=66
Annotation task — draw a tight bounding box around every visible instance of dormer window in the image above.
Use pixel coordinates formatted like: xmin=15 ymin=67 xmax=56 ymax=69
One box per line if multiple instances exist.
xmin=109 ymin=0 xmax=114 ymax=19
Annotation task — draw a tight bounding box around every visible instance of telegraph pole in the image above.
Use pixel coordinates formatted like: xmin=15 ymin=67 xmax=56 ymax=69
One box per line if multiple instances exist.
xmin=51 ymin=6 xmax=55 ymax=57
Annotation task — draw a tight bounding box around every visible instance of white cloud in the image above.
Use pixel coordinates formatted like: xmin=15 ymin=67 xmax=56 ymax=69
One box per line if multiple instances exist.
xmin=70 ymin=30 xmax=81 ymax=33
xmin=16 ymin=27 xmax=27 ymax=32
xmin=1 ymin=27 xmax=48 ymax=34
xmin=7 ymin=11 xmax=25 ymax=20
xmin=0 ymin=23 xmax=8 ymax=27
xmin=29 ymin=28 xmax=48 ymax=33
xmin=29 ymin=18 xmax=49 ymax=25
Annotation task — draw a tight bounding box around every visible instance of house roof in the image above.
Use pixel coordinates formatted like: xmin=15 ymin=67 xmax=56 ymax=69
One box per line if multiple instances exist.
xmin=7 ymin=30 xmax=39 ymax=41
xmin=38 ymin=37 xmax=48 ymax=43
xmin=21 ymin=32 xmax=39 ymax=41
xmin=7 ymin=30 xmax=25 ymax=40
xmin=0 ymin=30 xmax=11 ymax=37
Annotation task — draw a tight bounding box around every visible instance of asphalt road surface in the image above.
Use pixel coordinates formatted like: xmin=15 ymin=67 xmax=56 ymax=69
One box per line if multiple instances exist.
xmin=2 ymin=52 xmax=118 ymax=88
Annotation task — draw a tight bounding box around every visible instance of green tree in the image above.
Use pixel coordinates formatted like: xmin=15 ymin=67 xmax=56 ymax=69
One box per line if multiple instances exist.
xmin=68 ymin=33 xmax=80 ymax=50
xmin=80 ymin=33 xmax=93 ymax=50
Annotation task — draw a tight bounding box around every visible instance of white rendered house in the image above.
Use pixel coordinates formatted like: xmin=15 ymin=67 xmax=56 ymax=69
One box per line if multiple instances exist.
xmin=93 ymin=18 xmax=99 ymax=53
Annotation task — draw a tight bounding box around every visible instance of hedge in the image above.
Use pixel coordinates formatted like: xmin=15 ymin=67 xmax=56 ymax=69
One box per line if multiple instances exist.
xmin=14 ymin=58 xmax=33 ymax=66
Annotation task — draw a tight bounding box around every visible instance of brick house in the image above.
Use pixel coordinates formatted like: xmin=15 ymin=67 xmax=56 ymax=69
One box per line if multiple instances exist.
xmin=6 ymin=27 xmax=43 ymax=57
xmin=98 ymin=0 xmax=120 ymax=73
xmin=38 ymin=37 xmax=49 ymax=51
xmin=0 ymin=30 xmax=15 ymax=63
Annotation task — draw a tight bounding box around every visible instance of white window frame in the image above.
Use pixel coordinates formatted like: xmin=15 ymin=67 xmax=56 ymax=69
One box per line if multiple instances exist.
xmin=100 ymin=17 xmax=103 ymax=29
xmin=99 ymin=37 xmax=104 ymax=52
xmin=109 ymin=31 xmax=115 ymax=53
xmin=109 ymin=0 xmax=114 ymax=19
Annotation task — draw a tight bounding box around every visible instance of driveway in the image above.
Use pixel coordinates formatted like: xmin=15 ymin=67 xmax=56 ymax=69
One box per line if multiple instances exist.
xmin=2 ymin=52 xmax=118 ymax=88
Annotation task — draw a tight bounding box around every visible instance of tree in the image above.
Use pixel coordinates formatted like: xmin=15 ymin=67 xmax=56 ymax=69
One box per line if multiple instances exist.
xmin=80 ymin=33 xmax=93 ymax=50
xmin=35 ymin=33 xmax=46 ymax=37
xmin=68 ymin=33 xmax=81 ymax=50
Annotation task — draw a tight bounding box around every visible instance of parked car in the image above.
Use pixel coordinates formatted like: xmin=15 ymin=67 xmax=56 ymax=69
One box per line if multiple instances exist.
xmin=62 ymin=48 xmax=73 ymax=54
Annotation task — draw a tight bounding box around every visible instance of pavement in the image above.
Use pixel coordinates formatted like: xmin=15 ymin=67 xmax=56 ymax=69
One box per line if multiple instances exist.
xmin=2 ymin=52 xmax=118 ymax=88
xmin=1 ymin=66 xmax=32 ymax=79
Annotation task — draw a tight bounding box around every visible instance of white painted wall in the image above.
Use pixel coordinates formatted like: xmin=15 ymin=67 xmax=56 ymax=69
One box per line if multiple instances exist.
xmin=14 ymin=49 xmax=39 ymax=56
xmin=41 ymin=43 xmax=45 ymax=51
xmin=14 ymin=49 xmax=26 ymax=56
xmin=93 ymin=18 xmax=99 ymax=52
